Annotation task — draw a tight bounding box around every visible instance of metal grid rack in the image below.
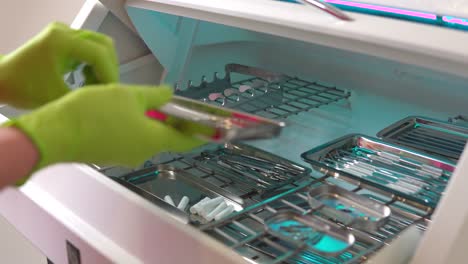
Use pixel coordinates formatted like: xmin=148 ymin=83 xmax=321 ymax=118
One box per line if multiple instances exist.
xmin=201 ymin=174 xmax=429 ymax=264
xmin=177 ymin=64 xmax=351 ymax=120
xmin=226 ymin=78 xmax=350 ymax=120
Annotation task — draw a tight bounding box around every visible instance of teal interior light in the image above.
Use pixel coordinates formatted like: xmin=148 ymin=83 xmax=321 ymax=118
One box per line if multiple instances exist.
xmin=281 ymin=0 xmax=468 ymax=31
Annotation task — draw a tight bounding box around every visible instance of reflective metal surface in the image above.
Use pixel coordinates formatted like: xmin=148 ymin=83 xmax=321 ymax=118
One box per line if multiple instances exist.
xmin=301 ymin=134 xmax=455 ymax=207
xmin=112 ymin=177 xmax=190 ymax=224
xmin=198 ymin=144 xmax=310 ymax=192
xmin=201 ymin=176 xmax=428 ymax=264
xmin=377 ymin=116 xmax=468 ymax=161
xmin=299 ymin=0 xmax=353 ymax=21
xmin=147 ymin=95 xmax=286 ymax=143
xmin=176 ymin=64 xmax=351 ymax=120
xmin=119 ymin=164 xmax=245 ymax=224
xmin=265 ymin=210 xmax=355 ymax=256
xmin=307 ymin=185 xmax=391 ymax=231
xmin=116 ymin=144 xmax=310 ymax=224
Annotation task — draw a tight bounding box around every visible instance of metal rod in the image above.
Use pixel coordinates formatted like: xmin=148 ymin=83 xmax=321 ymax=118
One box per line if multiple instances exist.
xmin=298 ymin=0 xmax=353 ymax=21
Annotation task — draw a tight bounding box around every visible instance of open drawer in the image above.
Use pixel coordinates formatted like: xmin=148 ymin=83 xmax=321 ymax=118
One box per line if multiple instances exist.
xmin=1 ymin=0 xmax=468 ymax=263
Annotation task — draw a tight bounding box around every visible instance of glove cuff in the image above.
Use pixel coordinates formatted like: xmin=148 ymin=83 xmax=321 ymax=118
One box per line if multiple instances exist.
xmin=1 ymin=120 xmax=38 ymax=186
xmin=5 ymin=119 xmax=49 ymax=169
xmin=6 ymin=109 xmax=80 ymax=176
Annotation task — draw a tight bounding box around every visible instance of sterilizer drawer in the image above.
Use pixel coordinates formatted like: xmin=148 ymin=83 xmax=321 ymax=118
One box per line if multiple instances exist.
xmin=95 ymin=58 xmax=454 ymax=263
xmin=101 ymin=1 xmax=468 ymax=263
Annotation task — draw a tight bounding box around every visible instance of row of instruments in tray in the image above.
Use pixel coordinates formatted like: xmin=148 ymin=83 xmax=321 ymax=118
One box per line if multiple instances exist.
xmin=112 ymin=115 xmax=465 ymax=263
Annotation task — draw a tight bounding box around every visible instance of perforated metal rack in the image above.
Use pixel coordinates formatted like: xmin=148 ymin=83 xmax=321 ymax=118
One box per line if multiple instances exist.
xmin=176 ymin=64 xmax=351 ymax=120
xmin=201 ymin=174 xmax=429 ymax=264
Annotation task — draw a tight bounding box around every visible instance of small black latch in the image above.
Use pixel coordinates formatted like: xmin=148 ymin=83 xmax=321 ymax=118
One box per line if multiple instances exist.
xmin=66 ymin=240 xmax=81 ymax=264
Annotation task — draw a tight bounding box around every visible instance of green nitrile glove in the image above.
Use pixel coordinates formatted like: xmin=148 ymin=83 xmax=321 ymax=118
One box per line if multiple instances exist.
xmin=0 ymin=22 xmax=119 ymax=109
xmin=8 ymin=84 xmax=205 ymax=170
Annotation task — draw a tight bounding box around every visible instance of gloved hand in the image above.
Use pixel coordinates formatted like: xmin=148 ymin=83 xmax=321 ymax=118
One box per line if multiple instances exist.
xmin=7 ymin=84 xmax=206 ymax=172
xmin=0 ymin=22 xmax=118 ymax=109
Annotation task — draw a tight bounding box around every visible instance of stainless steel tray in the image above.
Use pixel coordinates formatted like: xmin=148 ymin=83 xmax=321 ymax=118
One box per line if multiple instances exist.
xmin=146 ymin=95 xmax=286 ymax=143
xmin=265 ymin=210 xmax=355 ymax=257
xmin=222 ymin=143 xmax=308 ymax=175
xmin=119 ymin=165 xmax=244 ymax=224
xmin=301 ymin=134 xmax=455 ymax=207
xmin=307 ymin=185 xmax=391 ymax=231
xmin=112 ymin=177 xmax=190 ymax=224
xmin=194 ymin=143 xmax=310 ymax=192
xmin=116 ymin=143 xmax=311 ymax=224
xmin=377 ymin=116 xmax=468 ymax=161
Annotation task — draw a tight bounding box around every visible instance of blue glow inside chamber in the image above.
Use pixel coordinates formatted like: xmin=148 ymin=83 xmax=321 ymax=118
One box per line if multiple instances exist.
xmin=280 ymin=0 xmax=468 ymax=31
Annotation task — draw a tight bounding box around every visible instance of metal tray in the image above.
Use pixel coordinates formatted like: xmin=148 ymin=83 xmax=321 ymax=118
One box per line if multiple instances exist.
xmin=301 ymin=134 xmax=455 ymax=207
xmin=265 ymin=210 xmax=355 ymax=257
xmin=307 ymin=185 xmax=391 ymax=231
xmin=113 ymin=177 xmax=190 ymax=224
xmin=195 ymin=143 xmax=310 ymax=192
xmin=118 ymin=165 xmax=244 ymax=224
xmin=146 ymin=95 xmax=286 ymax=143
xmin=377 ymin=116 xmax=468 ymax=161
xmin=222 ymin=143 xmax=308 ymax=176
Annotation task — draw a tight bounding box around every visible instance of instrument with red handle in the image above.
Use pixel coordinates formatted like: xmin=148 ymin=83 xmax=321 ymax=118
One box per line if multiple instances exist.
xmin=145 ymin=96 xmax=285 ymax=142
